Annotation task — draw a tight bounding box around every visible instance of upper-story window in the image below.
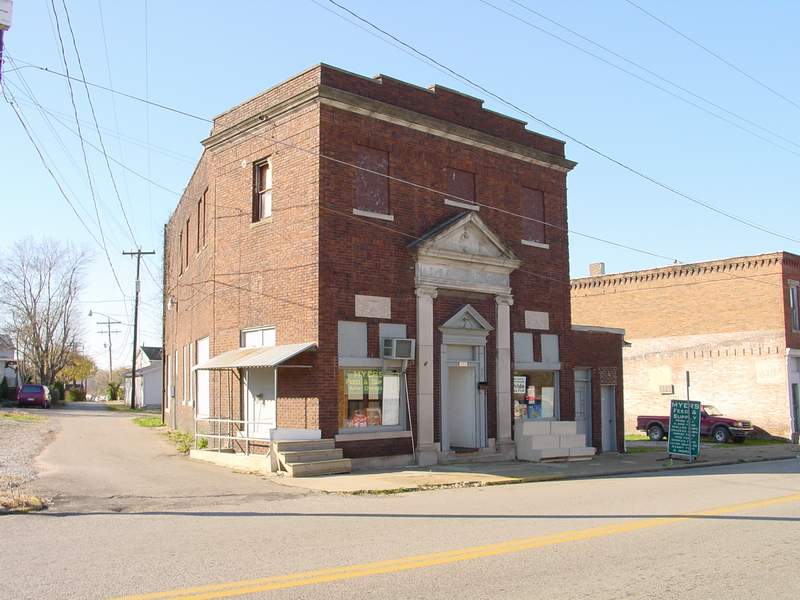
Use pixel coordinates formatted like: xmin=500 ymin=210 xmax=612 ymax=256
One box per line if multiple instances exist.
xmin=355 ymin=146 xmax=389 ymax=216
xmin=253 ymin=158 xmax=273 ymax=222
xmin=790 ymin=282 xmax=800 ymax=331
xmin=445 ymin=167 xmax=477 ymax=210
xmin=197 ymin=190 xmax=206 ymax=250
xmin=178 ymin=230 xmax=184 ymax=276
xmin=521 ymin=187 xmax=546 ymax=247
xmin=184 ymin=217 xmax=190 ymax=268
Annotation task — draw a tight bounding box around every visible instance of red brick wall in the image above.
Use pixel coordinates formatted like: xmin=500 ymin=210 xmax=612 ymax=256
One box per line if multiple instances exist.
xmin=569 ymin=330 xmax=626 ymax=451
xmin=163 ymin=64 xmax=626 ymax=460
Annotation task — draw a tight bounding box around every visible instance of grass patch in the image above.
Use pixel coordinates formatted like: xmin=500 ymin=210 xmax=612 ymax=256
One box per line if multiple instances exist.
xmin=133 ymin=415 xmax=164 ymax=428
xmin=625 ymin=446 xmax=661 ymax=454
xmin=0 ymin=411 xmax=46 ymax=423
xmin=166 ymin=430 xmax=194 ymax=454
xmin=710 ymin=437 xmax=789 ymax=447
xmin=624 ymin=433 xmax=650 ymax=442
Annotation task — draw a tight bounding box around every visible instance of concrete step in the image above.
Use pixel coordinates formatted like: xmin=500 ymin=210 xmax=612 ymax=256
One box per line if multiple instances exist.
xmin=272 ymin=439 xmax=335 ymax=453
xmin=279 ymin=448 xmax=343 ymax=464
xmin=438 ymin=451 xmax=503 ymax=465
xmin=284 ymin=458 xmax=352 ymax=477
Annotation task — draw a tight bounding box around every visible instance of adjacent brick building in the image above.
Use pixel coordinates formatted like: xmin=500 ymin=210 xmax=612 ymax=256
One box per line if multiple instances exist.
xmin=571 ymin=253 xmax=800 ymax=441
xmin=163 ymin=64 xmax=625 ymax=469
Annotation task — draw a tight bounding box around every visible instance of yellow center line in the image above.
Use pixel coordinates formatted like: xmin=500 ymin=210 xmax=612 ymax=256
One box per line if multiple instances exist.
xmin=113 ymin=492 xmax=800 ymax=600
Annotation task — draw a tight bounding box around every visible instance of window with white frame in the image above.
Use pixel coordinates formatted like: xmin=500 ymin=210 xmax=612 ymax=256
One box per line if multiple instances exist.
xmin=790 ymin=282 xmax=800 ymax=331
xmin=182 ymin=346 xmax=188 ymax=405
xmin=241 ymin=326 xmax=276 ymax=348
xmin=165 ymin=354 xmax=171 ymax=411
xmin=253 ymin=158 xmax=273 ymax=222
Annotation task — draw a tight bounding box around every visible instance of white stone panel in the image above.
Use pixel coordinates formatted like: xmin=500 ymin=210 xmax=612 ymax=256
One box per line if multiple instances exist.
xmin=355 ymin=295 xmax=391 ymax=319
xmin=524 ymin=310 xmax=549 ymax=330
xmin=541 ymin=334 xmax=560 ymax=364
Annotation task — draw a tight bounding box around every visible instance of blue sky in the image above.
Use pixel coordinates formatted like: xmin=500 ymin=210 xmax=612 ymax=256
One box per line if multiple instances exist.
xmin=2 ymin=0 xmax=799 ymax=368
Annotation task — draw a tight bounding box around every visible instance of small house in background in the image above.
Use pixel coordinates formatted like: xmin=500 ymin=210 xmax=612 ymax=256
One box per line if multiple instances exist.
xmin=572 ymin=252 xmax=800 ymax=442
xmin=123 ymin=346 xmax=163 ymax=409
xmin=0 ymin=334 xmax=18 ymax=397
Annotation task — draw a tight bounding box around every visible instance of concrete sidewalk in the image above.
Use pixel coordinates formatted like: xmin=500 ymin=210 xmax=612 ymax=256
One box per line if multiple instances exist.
xmin=273 ymin=442 xmax=800 ymax=493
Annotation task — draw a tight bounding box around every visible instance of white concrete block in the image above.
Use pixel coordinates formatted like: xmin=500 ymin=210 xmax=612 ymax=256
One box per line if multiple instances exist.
xmin=559 ymin=434 xmax=588 ymax=448
xmin=550 ymin=421 xmax=577 ymax=435
xmin=520 ymin=420 xmax=551 ymax=436
xmin=569 ymin=446 xmax=597 ymax=458
xmin=530 ymin=435 xmax=560 ymax=449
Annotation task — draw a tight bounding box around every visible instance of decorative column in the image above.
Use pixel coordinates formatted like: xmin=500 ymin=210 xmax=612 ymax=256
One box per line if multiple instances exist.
xmin=415 ymin=286 xmax=439 ymax=466
xmin=495 ymin=294 xmax=515 ymax=459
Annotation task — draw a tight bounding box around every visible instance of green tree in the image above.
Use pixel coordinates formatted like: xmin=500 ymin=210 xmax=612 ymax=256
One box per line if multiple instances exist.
xmin=58 ymin=352 xmax=97 ymax=384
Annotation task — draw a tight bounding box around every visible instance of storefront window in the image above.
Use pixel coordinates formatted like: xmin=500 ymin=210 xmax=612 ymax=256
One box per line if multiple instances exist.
xmin=340 ymin=369 xmax=402 ymax=429
xmin=513 ymin=371 xmax=557 ymax=420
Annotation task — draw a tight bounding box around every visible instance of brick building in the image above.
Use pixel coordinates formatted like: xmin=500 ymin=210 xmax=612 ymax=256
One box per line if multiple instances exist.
xmin=163 ymin=64 xmax=625 ymax=472
xmin=571 ymin=253 xmax=800 ymax=441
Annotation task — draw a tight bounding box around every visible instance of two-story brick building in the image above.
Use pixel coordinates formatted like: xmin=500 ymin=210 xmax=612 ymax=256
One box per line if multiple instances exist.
xmin=572 ymin=253 xmax=800 ymax=441
xmin=163 ymin=64 xmax=625 ymax=473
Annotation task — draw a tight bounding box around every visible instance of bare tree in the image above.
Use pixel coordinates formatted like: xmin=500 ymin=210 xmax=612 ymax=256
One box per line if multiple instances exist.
xmin=0 ymin=238 xmax=90 ymax=386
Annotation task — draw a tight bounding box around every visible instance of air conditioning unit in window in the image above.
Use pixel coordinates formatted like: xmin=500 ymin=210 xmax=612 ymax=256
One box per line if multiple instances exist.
xmin=382 ymin=338 xmax=416 ymax=360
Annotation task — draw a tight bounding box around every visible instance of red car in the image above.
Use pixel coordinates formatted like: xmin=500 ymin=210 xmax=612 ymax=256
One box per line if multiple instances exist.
xmin=17 ymin=384 xmax=51 ymax=409
xmin=637 ymin=404 xmax=754 ymax=443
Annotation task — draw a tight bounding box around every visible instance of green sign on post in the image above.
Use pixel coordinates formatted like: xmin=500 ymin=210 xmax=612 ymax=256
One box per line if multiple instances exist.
xmin=667 ymin=399 xmax=701 ymax=461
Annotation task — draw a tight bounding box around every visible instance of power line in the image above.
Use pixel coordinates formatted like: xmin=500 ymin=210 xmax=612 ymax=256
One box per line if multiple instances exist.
xmin=61 ymin=0 xmax=138 ymax=247
xmin=622 ymin=0 xmax=800 ymax=113
xmin=320 ymin=0 xmax=800 ymax=246
xmin=48 ymin=0 xmax=125 ymax=296
xmin=496 ymin=0 xmax=800 ymax=153
xmin=8 ymin=86 xmax=181 ymax=194
xmin=3 ymin=88 xmax=104 ymax=251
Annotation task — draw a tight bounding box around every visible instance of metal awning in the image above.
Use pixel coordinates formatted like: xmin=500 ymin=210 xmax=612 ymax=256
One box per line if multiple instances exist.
xmin=192 ymin=342 xmax=317 ymax=371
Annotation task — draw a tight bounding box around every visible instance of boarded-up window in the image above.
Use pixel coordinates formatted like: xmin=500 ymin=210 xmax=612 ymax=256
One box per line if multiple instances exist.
xmin=446 ymin=168 xmax=475 ymax=205
xmin=521 ymin=188 xmax=545 ymax=243
xmin=356 ymin=146 xmax=389 ymax=214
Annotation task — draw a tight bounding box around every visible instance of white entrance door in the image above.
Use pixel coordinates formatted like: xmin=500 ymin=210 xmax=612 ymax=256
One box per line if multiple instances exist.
xmin=574 ymin=369 xmax=592 ymax=447
xmin=601 ymin=385 xmax=617 ymax=452
xmin=245 ymin=367 xmax=276 ymax=439
xmin=447 ymin=366 xmax=478 ymax=449
xmin=196 ymin=337 xmax=210 ymax=418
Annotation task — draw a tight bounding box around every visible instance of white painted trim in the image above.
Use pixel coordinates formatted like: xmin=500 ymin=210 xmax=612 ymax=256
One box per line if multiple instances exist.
xmin=444 ymin=198 xmax=479 ymax=211
xmin=520 ymin=240 xmax=550 ymax=249
xmin=572 ymin=324 xmax=626 ymax=335
xmin=334 ymin=430 xmax=412 ymax=442
xmin=352 ymin=208 xmax=395 ymax=222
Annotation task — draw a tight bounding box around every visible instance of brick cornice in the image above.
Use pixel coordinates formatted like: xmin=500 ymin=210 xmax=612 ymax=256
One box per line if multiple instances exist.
xmin=570 ymin=253 xmax=784 ymax=291
xmin=201 ymin=84 xmax=576 ymax=172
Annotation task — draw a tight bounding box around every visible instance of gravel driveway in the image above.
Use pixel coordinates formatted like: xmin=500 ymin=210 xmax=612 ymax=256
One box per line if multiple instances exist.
xmin=0 ymin=410 xmax=58 ymax=493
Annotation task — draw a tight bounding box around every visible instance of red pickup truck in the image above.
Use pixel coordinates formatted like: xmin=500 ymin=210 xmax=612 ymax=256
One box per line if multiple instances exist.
xmin=637 ymin=404 xmax=754 ymax=443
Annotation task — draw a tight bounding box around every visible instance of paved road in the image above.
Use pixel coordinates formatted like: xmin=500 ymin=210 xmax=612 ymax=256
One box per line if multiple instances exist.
xmin=2 ymin=405 xmax=799 ymax=599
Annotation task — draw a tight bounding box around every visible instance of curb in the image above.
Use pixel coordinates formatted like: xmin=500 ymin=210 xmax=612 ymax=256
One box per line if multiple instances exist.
xmin=339 ymin=453 xmax=798 ymax=495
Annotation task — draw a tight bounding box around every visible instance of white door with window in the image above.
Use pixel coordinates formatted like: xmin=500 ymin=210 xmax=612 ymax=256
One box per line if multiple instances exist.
xmin=241 ymin=327 xmax=277 ymax=439
xmin=196 ymin=337 xmax=210 ymax=418
xmin=574 ymin=369 xmax=592 ymax=447
xmin=600 ymin=385 xmax=617 ymax=452
xmin=245 ymin=367 xmax=276 ymax=439
xmin=447 ymin=365 xmax=478 ymax=449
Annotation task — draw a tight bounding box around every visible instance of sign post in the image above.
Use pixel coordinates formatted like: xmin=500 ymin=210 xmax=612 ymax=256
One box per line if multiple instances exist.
xmin=667 ymin=399 xmax=701 ymax=461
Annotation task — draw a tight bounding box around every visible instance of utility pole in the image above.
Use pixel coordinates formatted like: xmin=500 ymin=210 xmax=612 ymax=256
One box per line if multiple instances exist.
xmin=96 ymin=320 xmax=120 ymax=381
xmin=124 ymin=249 xmax=155 ymax=409
xmin=88 ymin=309 xmax=121 ymax=398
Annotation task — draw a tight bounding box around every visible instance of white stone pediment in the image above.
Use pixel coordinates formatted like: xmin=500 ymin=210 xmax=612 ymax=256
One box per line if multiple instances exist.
xmin=414 ymin=212 xmax=520 ymax=269
xmin=440 ymin=304 xmax=494 ymax=333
